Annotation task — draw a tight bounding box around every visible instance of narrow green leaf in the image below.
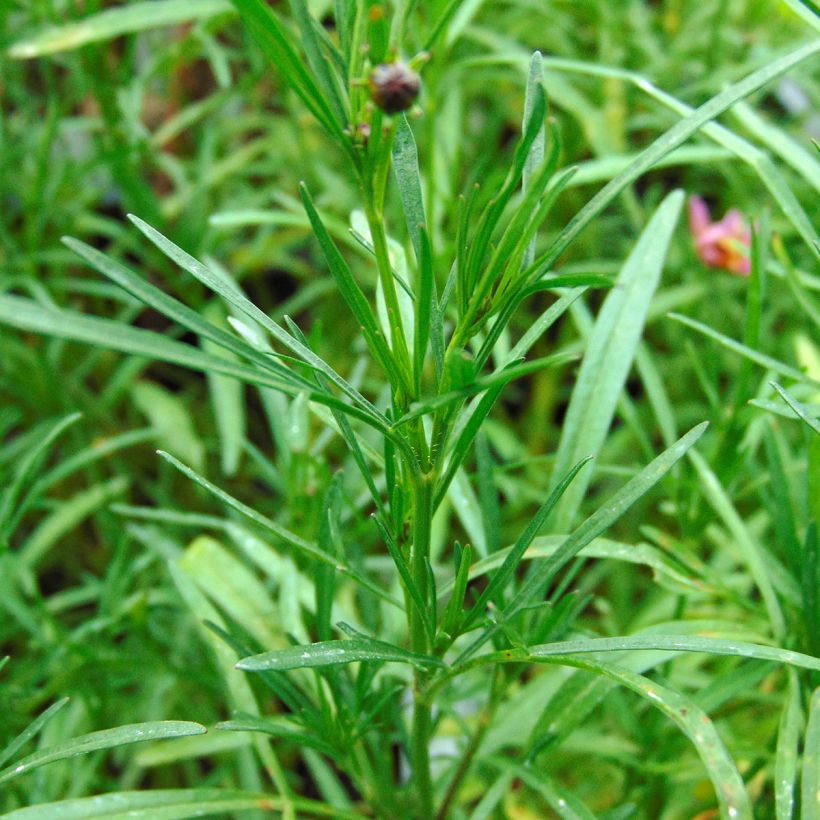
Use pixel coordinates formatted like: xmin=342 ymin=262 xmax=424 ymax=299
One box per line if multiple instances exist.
xmin=393 ymin=114 xmax=427 ymax=263
xmin=8 ymin=0 xmax=233 ymax=58
xmin=438 ymin=535 xmax=713 ymax=601
xmin=413 ymin=227 xmax=435 ymax=393
xmin=670 ymin=312 xmax=820 ymax=390
xmin=503 ymin=286 xmax=587 ymax=365
xmin=31 ymin=428 xmax=155 ymax=498
xmin=528 ymin=657 xmax=754 ymax=818
xmin=771 ymin=381 xmax=820 ymax=434
xmin=465 ymin=83 xmax=547 ymax=299
xmin=490 ymin=759 xmax=595 ymax=819
xmin=689 ymin=448 xmax=786 ymax=639
xmin=0 ymin=295 xmax=382 ymax=432
xmin=804 ymin=523 xmax=819 ymax=659
xmin=549 ymin=189 xmax=684 ymax=532
xmin=775 ymin=671 xmax=802 ymax=820
xmin=399 ymin=352 xmax=576 ymax=424
xmin=287 ymin=0 xmax=348 ymax=126
xmin=779 ymin=0 xmax=820 ymax=32
xmin=62 ymin=237 xmax=309 ymax=391
xmin=133 ymin=382 xmax=204 ymax=471
xmin=732 ymin=99 xmax=820 ymax=194
xmin=230 ymin=0 xmax=345 ymax=141
xmin=237 ymin=638 xmax=443 ymax=671
xmin=434 ymin=384 xmax=505 ymax=511
xmin=461 ymin=457 xmax=591 ymax=632
xmin=127 ymin=215 xmax=389 ymax=428
xmin=441 ymin=544 xmax=473 ymax=640
xmin=373 ymin=515 xmax=433 ymax=643
xmin=522 ymin=51 xmax=546 ymax=270
xmin=483 ymin=635 xmax=820 ymax=672
xmin=0 ymin=722 xmax=206 ymax=786
xmin=535 ymin=39 xmax=820 ymax=273
xmin=3 ymin=789 xmax=357 ymax=820
xmin=0 ymin=411 xmax=82 ymax=547
xmin=803 ymin=687 xmax=820 ymax=820
xmin=505 ymin=422 xmax=709 ymax=622
xmin=158 ymin=451 xmax=402 ymax=610
xmin=217 ymin=714 xmax=337 ymax=757
xmin=0 ymin=698 xmax=69 ymax=770
xmin=180 ymin=536 xmax=280 ymax=650
xmin=298 ymin=185 xmax=408 ymax=394
xmin=168 ymin=553 xmax=294 ymax=801
xmin=20 ymin=476 xmax=130 ymax=567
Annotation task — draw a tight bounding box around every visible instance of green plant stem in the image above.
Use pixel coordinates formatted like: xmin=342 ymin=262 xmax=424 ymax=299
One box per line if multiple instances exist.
xmin=409 ymin=467 xmax=434 ymax=818
xmin=435 ymin=667 xmax=503 ymax=820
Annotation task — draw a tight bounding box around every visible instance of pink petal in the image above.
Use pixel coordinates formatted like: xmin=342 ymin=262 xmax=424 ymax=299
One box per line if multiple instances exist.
xmin=688 ymin=196 xmax=711 ymax=236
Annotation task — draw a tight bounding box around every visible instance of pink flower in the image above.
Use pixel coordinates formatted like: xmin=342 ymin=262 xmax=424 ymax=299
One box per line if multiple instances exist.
xmin=688 ymin=196 xmax=751 ymax=276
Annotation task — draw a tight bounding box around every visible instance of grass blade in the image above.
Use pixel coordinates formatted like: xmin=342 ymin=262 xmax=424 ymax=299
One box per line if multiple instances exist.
xmin=230 ymin=0 xmax=345 ymax=141
xmin=803 ymin=687 xmax=820 ymax=820
xmin=669 ymin=313 xmax=820 ymax=390
xmin=236 ymin=638 xmax=443 ymax=671
xmin=157 ymin=451 xmax=402 ymax=610
xmin=505 ymin=421 xmax=709 ymax=621
xmin=524 ymin=657 xmax=753 ymax=818
xmin=127 ymin=214 xmax=389 ymax=427
xmin=461 ymin=457 xmax=591 ymax=632
xmin=688 ymin=448 xmax=785 ymax=639
xmin=393 ymin=114 xmax=427 ymax=264
xmin=535 ymin=39 xmax=820 ymax=273
xmin=0 ymin=412 xmax=82 ymax=547
xmin=0 ymin=698 xmax=69 ymax=770
xmin=549 ymin=189 xmax=684 ymax=531
xmin=2 ymin=789 xmax=357 ymax=820
xmin=496 ymin=635 xmax=820 ymax=672
xmin=62 ymin=238 xmax=309 ymax=390
xmin=216 ymin=714 xmax=336 ymax=757
xmin=298 ymin=184 xmax=409 ymax=395
xmin=0 ymin=295 xmax=383 ymax=433
xmin=0 ymin=722 xmax=206 ymax=786
xmin=771 ymin=381 xmax=820 ymax=434
xmin=8 ymin=0 xmax=232 ymax=58
xmin=775 ymin=671 xmax=802 ymax=820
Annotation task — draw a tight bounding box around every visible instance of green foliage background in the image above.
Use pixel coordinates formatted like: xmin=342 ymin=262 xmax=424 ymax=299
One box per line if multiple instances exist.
xmin=0 ymin=0 xmax=818 ymax=817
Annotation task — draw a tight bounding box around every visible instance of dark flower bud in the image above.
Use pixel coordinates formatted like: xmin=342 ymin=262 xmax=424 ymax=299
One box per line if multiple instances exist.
xmin=368 ymin=62 xmax=420 ymax=114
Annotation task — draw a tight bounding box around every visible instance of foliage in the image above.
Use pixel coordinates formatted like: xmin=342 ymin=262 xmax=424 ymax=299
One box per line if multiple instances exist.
xmin=1 ymin=0 xmax=819 ymax=817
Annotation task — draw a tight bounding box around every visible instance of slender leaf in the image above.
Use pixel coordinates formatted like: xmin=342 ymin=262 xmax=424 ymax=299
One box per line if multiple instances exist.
xmin=771 ymin=381 xmax=820 ymax=434
xmin=689 ymin=448 xmax=786 ymax=639
xmin=217 ymin=714 xmax=337 ymax=757
xmin=237 ymin=637 xmax=443 ymax=672
xmin=670 ymin=312 xmax=820 ymax=390
xmin=549 ymin=190 xmax=684 ymax=531
xmin=471 ymin=635 xmax=820 ymax=672
xmin=127 ymin=215 xmax=389 ymax=428
xmin=9 ymin=0 xmax=233 ymax=58
xmin=534 ymin=39 xmax=820 ymax=274
xmin=0 ymin=412 xmax=82 ymax=547
xmin=803 ymin=688 xmax=820 ymax=820
xmin=3 ymin=789 xmax=357 ymax=820
xmin=0 ymin=722 xmax=206 ymax=785
xmin=0 ymin=698 xmax=69 ymax=770
xmin=0 ymin=295 xmax=383 ymax=432
xmin=461 ymin=457 xmax=591 ymax=631
xmin=776 ymin=671 xmax=802 ymax=820
xmin=298 ymin=185 xmax=408 ymax=394
xmin=157 ymin=450 xmax=402 ymax=610
xmin=505 ymin=422 xmax=709 ymax=622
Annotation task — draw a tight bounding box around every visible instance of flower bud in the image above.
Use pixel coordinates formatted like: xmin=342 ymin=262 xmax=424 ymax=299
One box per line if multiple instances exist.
xmin=368 ymin=62 xmax=420 ymax=114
